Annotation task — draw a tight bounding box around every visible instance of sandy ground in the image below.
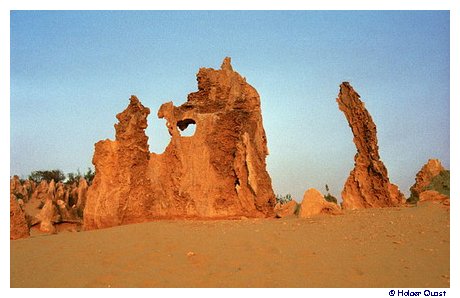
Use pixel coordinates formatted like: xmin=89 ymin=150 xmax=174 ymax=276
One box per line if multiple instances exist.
xmin=10 ymin=202 xmax=449 ymax=288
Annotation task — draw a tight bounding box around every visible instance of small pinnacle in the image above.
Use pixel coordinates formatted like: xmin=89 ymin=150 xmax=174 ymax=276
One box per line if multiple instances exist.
xmin=339 ymin=82 xmax=360 ymax=98
xmin=221 ymin=57 xmax=233 ymax=71
xmin=130 ymin=95 xmax=140 ymax=104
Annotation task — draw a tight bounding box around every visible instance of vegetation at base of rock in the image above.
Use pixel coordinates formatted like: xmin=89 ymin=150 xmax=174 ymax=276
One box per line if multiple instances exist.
xmin=299 ymin=188 xmax=342 ymax=218
xmin=276 ymin=194 xmax=292 ymax=204
xmin=83 ymin=168 xmax=95 ymax=184
xmin=294 ymin=202 xmax=301 ymax=215
xmin=426 ymin=170 xmax=450 ymax=196
xmin=324 ymin=193 xmax=338 ymax=204
xmin=324 ymin=184 xmax=338 ymax=204
xmin=407 ymin=170 xmax=450 ymax=204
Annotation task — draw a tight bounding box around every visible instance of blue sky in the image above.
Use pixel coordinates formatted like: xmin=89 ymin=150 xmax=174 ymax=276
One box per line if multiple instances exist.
xmin=10 ymin=10 xmax=449 ymax=201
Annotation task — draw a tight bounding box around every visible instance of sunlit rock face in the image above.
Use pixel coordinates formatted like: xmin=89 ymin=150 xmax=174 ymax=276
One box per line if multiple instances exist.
xmin=298 ymin=188 xmax=342 ymax=218
xmin=337 ymin=82 xmax=405 ymax=209
xmin=84 ymin=58 xmax=276 ymax=230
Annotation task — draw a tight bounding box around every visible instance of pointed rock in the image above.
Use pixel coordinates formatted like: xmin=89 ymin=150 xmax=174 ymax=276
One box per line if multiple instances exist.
xmin=10 ymin=195 xmax=29 ymax=240
xmin=337 ymin=82 xmax=405 ymax=209
xmin=76 ymin=177 xmax=88 ymax=213
xmin=35 ymin=198 xmax=60 ymax=234
xmin=221 ymin=57 xmax=233 ymax=71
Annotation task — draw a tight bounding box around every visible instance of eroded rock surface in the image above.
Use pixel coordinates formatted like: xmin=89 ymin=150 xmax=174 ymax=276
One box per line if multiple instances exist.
xmin=419 ymin=190 xmax=449 ymax=204
xmin=274 ymin=200 xmax=298 ymax=218
xmin=76 ymin=178 xmax=88 ymax=213
xmin=298 ymin=188 xmax=342 ymax=218
xmin=337 ymin=82 xmax=405 ymax=209
xmin=10 ymin=195 xmax=29 ymax=240
xmin=35 ymin=198 xmax=60 ymax=233
xmin=84 ymin=58 xmax=275 ymax=230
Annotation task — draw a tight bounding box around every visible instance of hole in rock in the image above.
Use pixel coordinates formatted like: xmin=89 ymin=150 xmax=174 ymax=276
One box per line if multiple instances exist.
xmin=147 ymin=116 xmax=172 ymax=154
xmin=177 ymin=118 xmax=196 ymax=137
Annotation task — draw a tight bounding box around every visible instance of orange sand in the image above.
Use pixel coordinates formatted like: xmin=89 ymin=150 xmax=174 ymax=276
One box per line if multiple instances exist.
xmin=10 ymin=202 xmax=449 ymax=288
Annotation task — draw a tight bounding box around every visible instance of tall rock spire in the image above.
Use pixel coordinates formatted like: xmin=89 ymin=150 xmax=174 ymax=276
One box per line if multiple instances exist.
xmin=337 ymin=82 xmax=405 ymax=209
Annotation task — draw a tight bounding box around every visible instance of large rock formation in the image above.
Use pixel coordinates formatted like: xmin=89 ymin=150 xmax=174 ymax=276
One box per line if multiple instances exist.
xmin=84 ymin=58 xmax=276 ymax=230
xmin=298 ymin=188 xmax=342 ymax=218
xmin=10 ymin=195 xmax=29 ymax=240
xmin=337 ymin=82 xmax=405 ymax=209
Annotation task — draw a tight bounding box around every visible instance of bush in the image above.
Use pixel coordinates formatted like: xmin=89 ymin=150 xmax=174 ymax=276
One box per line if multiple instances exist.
xmin=28 ymin=170 xmax=65 ymax=184
xmin=66 ymin=170 xmax=82 ymax=185
xmin=294 ymin=202 xmax=301 ymax=215
xmin=426 ymin=170 xmax=450 ymax=196
xmin=324 ymin=193 xmax=338 ymax=204
xmin=84 ymin=167 xmax=95 ymax=185
xmin=276 ymin=193 xmax=292 ymax=204
xmin=324 ymin=184 xmax=338 ymax=204
xmin=27 ymin=168 xmax=95 ymax=185
xmin=406 ymin=194 xmax=418 ymax=204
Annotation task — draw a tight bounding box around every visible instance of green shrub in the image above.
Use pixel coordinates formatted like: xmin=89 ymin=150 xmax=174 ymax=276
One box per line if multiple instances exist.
xmin=294 ymin=202 xmax=301 ymax=215
xmin=276 ymin=194 xmax=292 ymax=204
xmin=84 ymin=167 xmax=95 ymax=185
xmin=324 ymin=184 xmax=338 ymax=204
xmin=66 ymin=170 xmax=82 ymax=185
xmin=28 ymin=170 xmax=65 ymax=184
xmin=426 ymin=170 xmax=450 ymax=196
xmin=324 ymin=193 xmax=338 ymax=204
xmin=406 ymin=194 xmax=418 ymax=204
xmin=28 ymin=168 xmax=95 ymax=185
